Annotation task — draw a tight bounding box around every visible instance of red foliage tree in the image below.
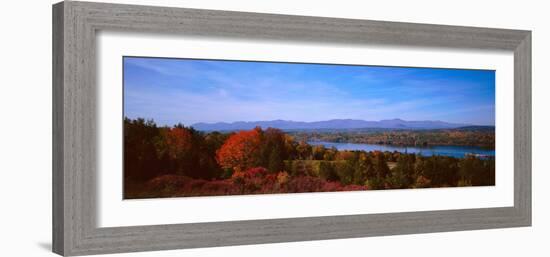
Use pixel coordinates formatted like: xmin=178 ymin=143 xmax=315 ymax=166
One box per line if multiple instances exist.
xmin=216 ymin=127 xmax=262 ymax=172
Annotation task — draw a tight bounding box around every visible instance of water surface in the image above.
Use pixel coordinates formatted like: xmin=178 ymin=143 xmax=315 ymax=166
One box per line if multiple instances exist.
xmin=308 ymin=141 xmax=495 ymax=158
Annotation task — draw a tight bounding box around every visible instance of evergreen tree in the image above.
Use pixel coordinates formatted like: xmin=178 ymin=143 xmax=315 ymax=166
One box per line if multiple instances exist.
xmin=268 ymin=146 xmax=284 ymax=173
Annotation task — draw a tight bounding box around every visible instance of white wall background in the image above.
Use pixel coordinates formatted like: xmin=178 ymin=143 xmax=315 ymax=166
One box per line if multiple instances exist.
xmin=0 ymin=0 xmax=547 ymax=256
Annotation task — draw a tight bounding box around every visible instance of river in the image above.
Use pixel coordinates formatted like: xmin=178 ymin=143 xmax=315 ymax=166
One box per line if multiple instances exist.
xmin=308 ymin=141 xmax=495 ymax=158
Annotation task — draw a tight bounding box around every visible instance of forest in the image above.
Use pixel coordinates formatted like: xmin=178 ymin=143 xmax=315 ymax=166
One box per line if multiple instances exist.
xmin=124 ymin=118 xmax=495 ymax=199
xmin=289 ymin=127 xmax=495 ymax=148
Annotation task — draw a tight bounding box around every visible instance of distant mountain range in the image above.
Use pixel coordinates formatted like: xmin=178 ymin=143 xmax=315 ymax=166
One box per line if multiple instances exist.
xmin=192 ymin=118 xmax=480 ymax=131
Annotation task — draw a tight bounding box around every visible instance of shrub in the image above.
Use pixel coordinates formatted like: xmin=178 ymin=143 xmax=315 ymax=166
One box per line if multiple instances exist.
xmin=412 ymin=175 xmax=431 ymax=188
xmin=334 ymin=161 xmax=355 ymax=185
xmin=318 ymin=161 xmax=338 ymax=181
xmin=365 ymin=176 xmax=386 ymax=190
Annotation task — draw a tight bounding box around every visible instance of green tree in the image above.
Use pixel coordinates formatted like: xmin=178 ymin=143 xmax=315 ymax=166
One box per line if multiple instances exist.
xmin=318 ymin=161 xmax=338 ymax=181
xmin=352 ymin=152 xmax=371 ymax=185
xmin=334 ymin=161 xmax=355 ymax=185
xmin=373 ymin=152 xmax=390 ymax=178
xmin=312 ymin=145 xmax=327 ymax=160
xmin=268 ymin=146 xmax=284 ymax=172
xmin=365 ymin=176 xmax=386 ymax=190
xmin=323 ymin=147 xmax=337 ymax=161
xmin=388 ymin=154 xmax=415 ymax=189
xmin=296 ymin=141 xmax=312 ymax=160
xmin=362 ymin=152 xmax=390 ymax=189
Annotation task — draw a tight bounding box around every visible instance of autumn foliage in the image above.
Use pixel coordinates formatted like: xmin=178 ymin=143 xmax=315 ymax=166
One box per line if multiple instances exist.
xmin=137 ymin=167 xmax=366 ymax=198
xmin=123 ymin=118 xmax=495 ymax=199
xmin=164 ymin=127 xmax=193 ymax=160
xmin=216 ymin=128 xmax=262 ymax=171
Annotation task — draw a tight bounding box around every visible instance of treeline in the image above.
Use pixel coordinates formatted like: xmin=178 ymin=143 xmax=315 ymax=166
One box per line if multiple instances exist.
xmin=124 ymin=118 xmax=495 ymax=199
xmin=124 ymin=118 xmax=228 ymax=181
xmin=289 ymin=128 xmax=495 ymax=148
xmin=283 ymin=149 xmax=494 ymax=189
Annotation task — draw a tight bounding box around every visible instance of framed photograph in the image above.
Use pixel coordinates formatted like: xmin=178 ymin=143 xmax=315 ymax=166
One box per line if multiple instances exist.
xmin=53 ymin=1 xmax=531 ymax=256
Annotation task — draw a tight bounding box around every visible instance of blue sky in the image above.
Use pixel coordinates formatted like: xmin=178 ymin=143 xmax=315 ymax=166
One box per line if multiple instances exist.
xmin=123 ymin=57 xmax=495 ymax=126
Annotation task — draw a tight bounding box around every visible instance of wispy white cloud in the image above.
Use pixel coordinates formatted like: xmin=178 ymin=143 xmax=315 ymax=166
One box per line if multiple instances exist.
xmin=124 ymin=57 xmax=496 ymax=126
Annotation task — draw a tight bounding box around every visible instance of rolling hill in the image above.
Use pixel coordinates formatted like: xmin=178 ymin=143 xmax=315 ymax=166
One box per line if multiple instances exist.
xmin=192 ymin=118 xmax=475 ymax=131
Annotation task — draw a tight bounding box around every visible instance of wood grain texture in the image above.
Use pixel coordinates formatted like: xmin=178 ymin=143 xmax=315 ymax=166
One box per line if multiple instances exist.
xmin=52 ymin=2 xmax=65 ymax=255
xmin=514 ymin=32 xmax=532 ymax=224
xmin=52 ymin=1 xmax=532 ymax=256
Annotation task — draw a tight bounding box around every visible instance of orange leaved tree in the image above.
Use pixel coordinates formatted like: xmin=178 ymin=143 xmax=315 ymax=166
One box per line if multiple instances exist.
xmin=164 ymin=127 xmax=193 ymax=160
xmin=216 ymin=127 xmax=263 ymax=172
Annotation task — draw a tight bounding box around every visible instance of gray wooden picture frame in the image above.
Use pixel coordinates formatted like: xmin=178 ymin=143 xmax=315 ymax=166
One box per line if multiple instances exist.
xmin=52 ymin=1 xmax=531 ymax=256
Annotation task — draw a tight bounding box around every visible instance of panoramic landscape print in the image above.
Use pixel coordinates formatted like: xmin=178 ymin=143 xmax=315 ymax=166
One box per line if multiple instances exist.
xmin=123 ymin=57 xmax=495 ymax=199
